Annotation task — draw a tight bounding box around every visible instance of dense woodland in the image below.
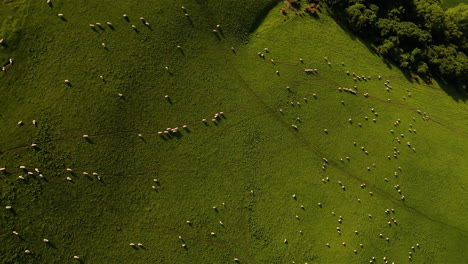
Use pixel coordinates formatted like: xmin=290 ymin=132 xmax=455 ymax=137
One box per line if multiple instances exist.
xmin=322 ymin=0 xmax=468 ymax=92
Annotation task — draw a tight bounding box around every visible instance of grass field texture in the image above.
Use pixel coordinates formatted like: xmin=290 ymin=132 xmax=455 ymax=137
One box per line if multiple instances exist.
xmin=0 ymin=1 xmax=467 ymax=263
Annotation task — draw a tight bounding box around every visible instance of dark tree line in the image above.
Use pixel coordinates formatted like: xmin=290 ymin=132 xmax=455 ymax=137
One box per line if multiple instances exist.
xmin=324 ymin=0 xmax=468 ymax=92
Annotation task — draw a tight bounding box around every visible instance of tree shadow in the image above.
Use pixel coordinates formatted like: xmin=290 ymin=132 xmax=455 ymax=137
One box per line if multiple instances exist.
xmin=434 ymin=78 xmax=467 ymax=102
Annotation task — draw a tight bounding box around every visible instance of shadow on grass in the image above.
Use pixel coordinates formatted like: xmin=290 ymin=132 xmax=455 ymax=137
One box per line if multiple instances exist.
xmin=219 ymin=28 xmax=225 ymax=38
xmin=435 ymin=78 xmax=467 ymax=102
xmin=248 ymin=0 xmax=285 ymax=35
xmin=46 ymin=241 xmax=58 ymax=250
xmin=186 ymin=15 xmax=193 ymax=26
xmin=7 ymin=208 xmax=17 ymax=216
xmin=178 ymin=48 xmax=185 ymax=57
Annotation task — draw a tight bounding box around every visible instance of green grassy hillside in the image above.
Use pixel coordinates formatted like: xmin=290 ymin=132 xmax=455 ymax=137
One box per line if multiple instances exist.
xmin=1 ymin=1 xmax=467 ymax=263
xmin=442 ymin=0 xmax=467 ymax=8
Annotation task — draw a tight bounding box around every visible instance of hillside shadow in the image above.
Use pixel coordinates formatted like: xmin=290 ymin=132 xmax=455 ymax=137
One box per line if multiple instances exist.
xmin=435 ymin=78 xmax=467 ymax=102
xmin=324 ymin=8 xmax=468 ymax=100
xmin=248 ymin=0 xmax=283 ymax=35
xmin=325 ymin=9 xmax=384 ymax=61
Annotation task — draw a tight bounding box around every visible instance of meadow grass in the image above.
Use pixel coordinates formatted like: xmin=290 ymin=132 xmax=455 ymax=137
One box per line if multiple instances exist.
xmin=0 ymin=1 xmax=467 ymax=263
xmin=442 ymin=0 xmax=467 ymax=8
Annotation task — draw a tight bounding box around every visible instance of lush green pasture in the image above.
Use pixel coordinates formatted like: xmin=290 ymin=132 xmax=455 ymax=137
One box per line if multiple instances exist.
xmin=0 ymin=0 xmax=467 ymax=263
xmin=442 ymin=0 xmax=467 ymax=8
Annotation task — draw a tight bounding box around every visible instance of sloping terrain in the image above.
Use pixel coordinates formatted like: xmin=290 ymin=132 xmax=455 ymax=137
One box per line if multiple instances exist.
xmin=0 ymin=1 xmax=467 ymax=263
